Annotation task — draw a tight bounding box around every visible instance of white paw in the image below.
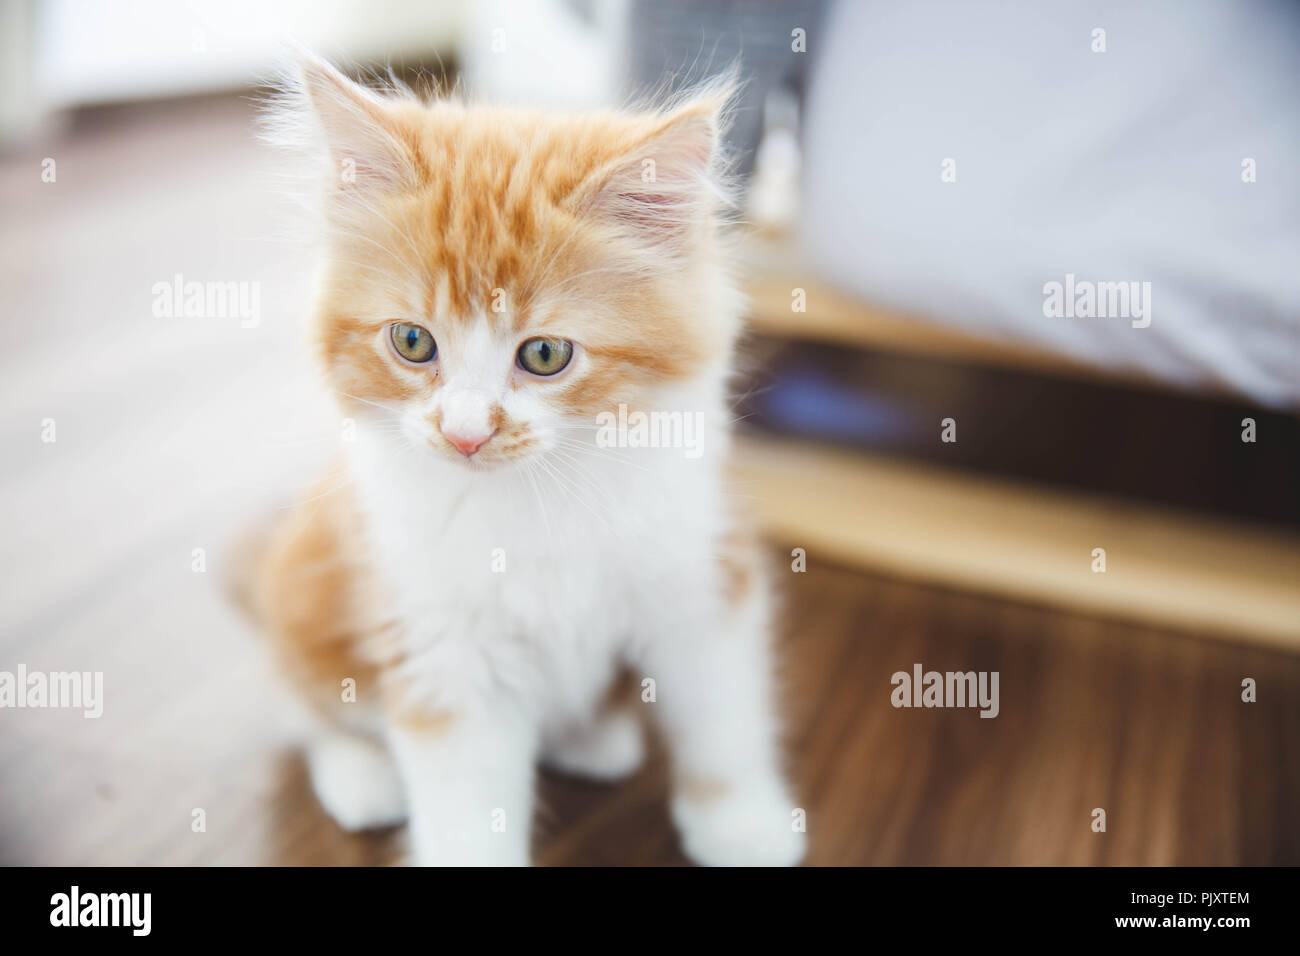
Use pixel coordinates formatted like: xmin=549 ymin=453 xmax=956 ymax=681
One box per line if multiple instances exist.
xmin=543 ymin=710 xmax=645 ymax=782
xmin=406 ymin=820 xmax=530 ymax=867
xmin=307 ymin=733 xmax=408 ymax=831
xmin=672 ymin=783 xmax=806 ymax=867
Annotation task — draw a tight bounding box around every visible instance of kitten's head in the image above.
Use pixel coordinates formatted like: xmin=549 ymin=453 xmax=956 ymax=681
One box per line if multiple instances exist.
xmin=275 ymin=56 xmax=740 ymax=470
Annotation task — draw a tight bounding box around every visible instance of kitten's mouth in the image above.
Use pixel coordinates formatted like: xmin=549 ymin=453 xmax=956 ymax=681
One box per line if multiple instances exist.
xmin=428 ymin=440 xmax=515 ymax=471
xmin=400 ymin=420 xmax=535 ymax=471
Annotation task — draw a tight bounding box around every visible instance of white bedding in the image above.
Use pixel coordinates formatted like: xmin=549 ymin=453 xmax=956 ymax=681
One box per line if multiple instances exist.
xmin=799 ymin=0 xmax=1300 ymax=408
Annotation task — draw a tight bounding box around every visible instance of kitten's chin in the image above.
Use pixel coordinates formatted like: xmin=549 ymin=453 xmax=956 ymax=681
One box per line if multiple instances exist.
xmin=452 ymin=455 xmax=515 ymax=472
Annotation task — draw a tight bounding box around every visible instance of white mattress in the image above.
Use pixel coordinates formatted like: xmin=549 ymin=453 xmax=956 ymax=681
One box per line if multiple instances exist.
xmin=799 ymin=0 xmax=1300 ymax=408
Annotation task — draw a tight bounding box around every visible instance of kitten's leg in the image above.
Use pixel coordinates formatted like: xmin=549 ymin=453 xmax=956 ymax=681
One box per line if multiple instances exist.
xmin=385 ymin=701 xmax=536 ymax=866
xmin=635 ymin=586 xmax=805 ymax=867
xmin=307 ymin=727 xmax=407 ymax=831
xmin=254 ymin=470 xmax=408 ymax=831
xmin=541 ymin=708 xmax=645 ymax=782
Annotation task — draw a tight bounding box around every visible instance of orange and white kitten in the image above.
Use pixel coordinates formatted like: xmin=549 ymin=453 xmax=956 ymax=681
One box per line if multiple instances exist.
xmin=254 ymin=56 xmax=802 ymax=866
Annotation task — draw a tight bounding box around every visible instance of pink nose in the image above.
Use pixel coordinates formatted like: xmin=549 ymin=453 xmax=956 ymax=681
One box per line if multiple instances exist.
xmin=442 ymin=427 xmax=494 ymax=458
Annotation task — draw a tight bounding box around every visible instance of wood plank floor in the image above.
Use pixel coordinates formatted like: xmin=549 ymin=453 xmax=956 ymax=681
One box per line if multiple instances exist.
xmin=540 ymin=559 xmax=1300 ymax=866
xmin=1 ymin=94 xmax=1296 ymax=866
xmin=2 ymin=551 xmax=1297 ymax=865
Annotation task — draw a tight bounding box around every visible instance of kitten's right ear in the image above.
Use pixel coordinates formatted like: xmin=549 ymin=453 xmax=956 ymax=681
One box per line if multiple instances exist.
xmin=271 ymin=53 xmax=418 ymax=197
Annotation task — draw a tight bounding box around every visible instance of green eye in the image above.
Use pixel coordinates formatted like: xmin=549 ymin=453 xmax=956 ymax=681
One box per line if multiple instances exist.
xmin=390 ymin=323 xmax=436 ymax=363
xmin=517 ymin=337 xmax=573 ymax=376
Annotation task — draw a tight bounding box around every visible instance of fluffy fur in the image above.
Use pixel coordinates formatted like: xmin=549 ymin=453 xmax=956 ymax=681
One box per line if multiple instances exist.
xmin=252 ymin=55 xmax=803 ymax=866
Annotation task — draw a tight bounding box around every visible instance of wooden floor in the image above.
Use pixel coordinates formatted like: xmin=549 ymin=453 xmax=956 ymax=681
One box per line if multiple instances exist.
xmin=2 ymin=551 xmax=1298 ymax=865
xmin=542 ymin=560 xmax=1300 ymax=866
xmin=1 ymin=94 xmax=1297 ymax=866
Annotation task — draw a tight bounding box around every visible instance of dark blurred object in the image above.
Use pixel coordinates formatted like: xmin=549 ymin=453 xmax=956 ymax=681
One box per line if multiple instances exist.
xmin=624 ymin=0 xmax=827 ymax=177
xmin=741 ymin=337 xmax=1300 ymax=530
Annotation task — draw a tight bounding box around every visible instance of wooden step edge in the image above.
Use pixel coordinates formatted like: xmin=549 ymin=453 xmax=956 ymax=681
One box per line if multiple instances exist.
xmin=734 ymin=435 xmax=1300 ymax=651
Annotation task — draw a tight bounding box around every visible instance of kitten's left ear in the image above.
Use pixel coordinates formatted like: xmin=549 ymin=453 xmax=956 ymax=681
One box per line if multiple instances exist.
xmin=584 ymin=80 xmax=736 ymax=250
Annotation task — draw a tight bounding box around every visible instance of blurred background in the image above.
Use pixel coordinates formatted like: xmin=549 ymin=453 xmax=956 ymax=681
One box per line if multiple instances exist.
xmin=1 ymin=0 xmax=1297 ymax=865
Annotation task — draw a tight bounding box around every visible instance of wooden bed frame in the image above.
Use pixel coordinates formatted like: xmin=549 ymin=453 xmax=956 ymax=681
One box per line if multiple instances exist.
xmin=735 ymin=235 xmax=1300 ymax=650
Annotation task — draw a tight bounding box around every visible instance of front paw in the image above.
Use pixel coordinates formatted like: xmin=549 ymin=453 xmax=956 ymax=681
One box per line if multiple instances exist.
xmin=671 ymin=780 xmax=806 ymax=867
xmin=406 ymin=821 xmax=530 ymax=866
xmin=307 ymin=733 xmax=407 ymax=832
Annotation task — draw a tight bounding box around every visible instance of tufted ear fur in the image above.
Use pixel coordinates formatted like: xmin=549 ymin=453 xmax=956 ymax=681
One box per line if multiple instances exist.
xmin=263 ymin=54 xmax=421 ymax=216
xmin=581 ymin=77 xmax=737 ymax=252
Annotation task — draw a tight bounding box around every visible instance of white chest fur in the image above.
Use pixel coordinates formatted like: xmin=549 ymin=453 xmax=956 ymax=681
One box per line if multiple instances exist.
xmin=346 ymin=416 xmax=729 ymax=723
